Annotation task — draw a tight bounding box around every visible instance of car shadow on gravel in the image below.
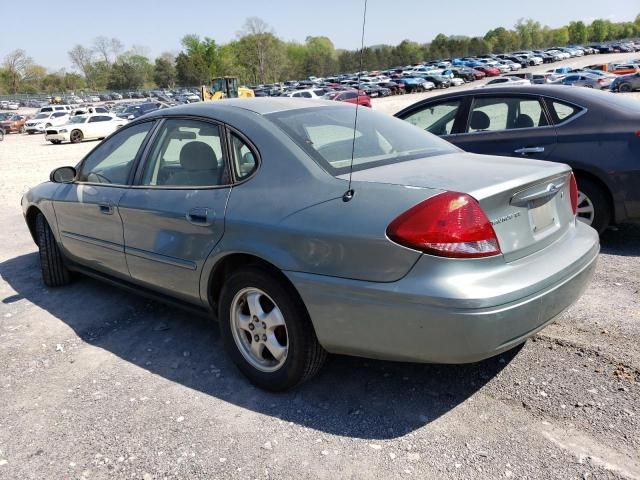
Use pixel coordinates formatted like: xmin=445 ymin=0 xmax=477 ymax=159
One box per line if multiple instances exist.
xmin=599 ymin=223 xmax=640 ymax=256
xmin=2 ymin=252 xmax=521 ymax=440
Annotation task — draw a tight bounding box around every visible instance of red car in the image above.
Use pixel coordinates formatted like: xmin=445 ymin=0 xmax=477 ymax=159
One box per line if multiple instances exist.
xmin=474 ymin=66 xmax=501 ymax=77
xmin=471 ymin=69 xmax=487 ymax=80
xmin=327 ymin=90 xmax=372 ymax=107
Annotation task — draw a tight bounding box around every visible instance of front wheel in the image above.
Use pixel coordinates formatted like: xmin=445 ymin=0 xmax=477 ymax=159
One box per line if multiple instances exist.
xmin=619 ymin=83 xmax=632 ymax=92
xmin=575 ymin=176 xmax=611 ymax=234
xmin=70 ymin=129 xmax=83 ymax=144
xmin=35 ymin=213 xmax=71 ymax=287
xmin=219 ymin=266 xmax=326 ymax=391
xmin=50 ymin=140 xmax=62 ymax=144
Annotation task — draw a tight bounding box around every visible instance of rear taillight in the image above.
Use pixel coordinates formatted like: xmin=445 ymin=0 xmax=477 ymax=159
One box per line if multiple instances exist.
xmin=597 ymin=79 xmax=605 ymax=85
xmin=387 ymin=192 xmax=501 ymax=258
xmin=569 ymin=173 xmax=578 ymax=215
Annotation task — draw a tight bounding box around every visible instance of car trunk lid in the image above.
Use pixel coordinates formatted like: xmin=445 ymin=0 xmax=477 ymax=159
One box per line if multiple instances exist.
xmin=341 ymin=152 xmax=575 ymax=261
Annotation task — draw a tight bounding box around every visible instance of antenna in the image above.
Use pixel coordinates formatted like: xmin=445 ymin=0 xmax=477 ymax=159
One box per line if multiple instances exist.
xmin=343 ymin=0 xmax=368 ymax=203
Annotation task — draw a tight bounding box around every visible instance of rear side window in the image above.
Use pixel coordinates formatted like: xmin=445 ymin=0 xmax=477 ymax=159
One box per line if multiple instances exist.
xmin=468 ymin=97 xmax=548 ymax=132
xmin=230 ymin=133 xmax=258 ymax=180
xmin=548 ymin=100 xmax=582 ymax=123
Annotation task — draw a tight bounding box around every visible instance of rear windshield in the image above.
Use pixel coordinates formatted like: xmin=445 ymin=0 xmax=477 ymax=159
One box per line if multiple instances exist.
xmin=267 ymin=106 xmax=458 ymax=175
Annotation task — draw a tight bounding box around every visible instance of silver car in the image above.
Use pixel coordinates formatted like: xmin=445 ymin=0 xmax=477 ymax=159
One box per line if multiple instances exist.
xmin=22 ymin=99 xmax=599 ymax=390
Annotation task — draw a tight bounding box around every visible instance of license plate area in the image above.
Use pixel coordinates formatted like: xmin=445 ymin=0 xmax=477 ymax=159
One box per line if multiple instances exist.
xmin=528 ymin=198 xmax=556 ymax=233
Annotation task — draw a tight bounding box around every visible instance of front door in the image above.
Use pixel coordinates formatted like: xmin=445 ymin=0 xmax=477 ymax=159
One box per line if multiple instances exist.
xmin=118 ymin=118 xmax=231 ymax=303
xmin=53 ymin=121 xmax=155 ymax=279
xmin=452 ymin=95 xmax=557 ymax=161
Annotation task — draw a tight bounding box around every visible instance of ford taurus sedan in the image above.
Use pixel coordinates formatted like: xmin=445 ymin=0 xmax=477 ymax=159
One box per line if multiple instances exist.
xmin=395 ymin=86 xmax=640 ymax=233
xmin=22 ymin=99 xmax=599 ymax=391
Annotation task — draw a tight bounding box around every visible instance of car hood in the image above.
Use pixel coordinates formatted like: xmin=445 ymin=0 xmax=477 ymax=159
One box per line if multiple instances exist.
xmin=338 ymin=152 xmax=569 ymax=201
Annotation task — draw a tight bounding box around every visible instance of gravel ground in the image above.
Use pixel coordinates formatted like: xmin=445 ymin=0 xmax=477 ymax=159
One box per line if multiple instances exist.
xmin=1 ymin=52 xmax=639 ymax=480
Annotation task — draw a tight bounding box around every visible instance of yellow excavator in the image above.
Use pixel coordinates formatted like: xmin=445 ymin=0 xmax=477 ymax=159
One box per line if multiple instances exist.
xmin=200 ymin=77 xmax=254 ymax=101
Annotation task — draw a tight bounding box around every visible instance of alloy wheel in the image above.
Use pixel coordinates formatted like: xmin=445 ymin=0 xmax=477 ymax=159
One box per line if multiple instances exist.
xmin=576 ymin=190 xmax=595 ymax=226
xmin=230 ymin=287 xmax=289 ymax=372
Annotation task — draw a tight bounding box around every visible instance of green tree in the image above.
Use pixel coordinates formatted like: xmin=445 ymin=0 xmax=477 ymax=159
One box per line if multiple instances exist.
xmin=568 ymin=21 xmax=588 ymax=44
xmin=589 ymin=19 xmax=609 ymax=42
xmin=304 ymin=36 xmax=338 ymax=77
xmin=153 ymin=54 xmax=176 ymax=88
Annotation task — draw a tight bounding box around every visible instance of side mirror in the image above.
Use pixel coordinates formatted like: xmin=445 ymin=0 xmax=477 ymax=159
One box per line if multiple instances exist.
xmin=50 ymin=166 xmax=76 ymax=183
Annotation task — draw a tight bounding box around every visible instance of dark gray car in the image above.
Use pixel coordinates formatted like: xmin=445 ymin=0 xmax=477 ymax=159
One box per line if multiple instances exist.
xmin=552 ymin=72 xmax=613 ymax=89
xmin=395 ymin=85 xmax=640 ymax=232
xmin=22 ymin=99 xmax=598 ymax=390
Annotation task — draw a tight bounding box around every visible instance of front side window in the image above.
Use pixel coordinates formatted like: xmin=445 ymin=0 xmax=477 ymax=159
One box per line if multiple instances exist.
xmin=78 ymin=122 xmax=153 ymax=184
xmin=141 ymin=119 xmax=228 ymax=187
xmin=402 ymin=100 xmax=462 ymax=136
xmin=267 ymin=106 xmax=458 ymax=175
xmin=467 ymin=97 xmax=547 ymax=132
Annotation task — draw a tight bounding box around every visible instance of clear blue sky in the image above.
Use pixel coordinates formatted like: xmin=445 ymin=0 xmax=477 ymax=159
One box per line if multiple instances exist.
xmin=2 ymin=0 xmax=638 ymax=70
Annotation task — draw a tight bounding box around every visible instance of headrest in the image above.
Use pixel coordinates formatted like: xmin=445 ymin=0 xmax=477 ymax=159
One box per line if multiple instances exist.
xmin=179 ymin=141 xmax=217 ymax=171
xmin=514 ymin=114 xmax=534 ymax=129
xmin=470 ymin=110 xmax=490 ymax=130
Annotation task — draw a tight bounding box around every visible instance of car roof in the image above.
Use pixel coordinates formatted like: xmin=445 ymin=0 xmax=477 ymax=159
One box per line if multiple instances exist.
xmin=144 ymin=97 xmax=348 ymax=119
xmin=394 ymin=85 xmax=628 ymax=115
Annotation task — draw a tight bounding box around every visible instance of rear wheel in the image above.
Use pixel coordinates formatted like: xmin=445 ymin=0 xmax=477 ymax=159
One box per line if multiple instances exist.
xmin=35 ymin=213 xmax=70 ymax=287
xmin=70 ymin=129 xmax=83 ymax=143
xmin=575 ymin=176 xmax=611 ymax=234
xmin=219 ymin=266 xmax=326 ymax=391
xmin=619 ymin=83 xmax=632 ymax=92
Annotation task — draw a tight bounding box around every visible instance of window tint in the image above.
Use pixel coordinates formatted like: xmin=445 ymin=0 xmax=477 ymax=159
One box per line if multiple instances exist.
xmin=267 ymin=106 xmax=457 ymax=176
xmin=89 ymin=116 xmax=111 ymax=122
xmin=141 ymin=119 xmax=228 ymax=187
xmin=549 ymin=100 xmax=581 ymax=122
xmin=78 ymin=122 xmax=153 ymax=184
xmin=231 ymin=134 xmax=257 ymax=180
xmin=301 ymin=92 xmax=312 ymax=98
xmin=468 ymin=97 xmax=547 ymax=132
xmin=403 ymin=100 xmax=462 ymax=136
xmin=343 ymin=91 xmax=357 ymax=99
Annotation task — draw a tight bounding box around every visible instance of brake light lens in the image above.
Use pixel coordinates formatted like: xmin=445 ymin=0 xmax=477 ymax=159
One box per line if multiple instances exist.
xmin=597 ymin=79 xmax=605 ymax=85
xmin=569 ymin=173 xmax=578 ymax=215
xmin=387 ymin=192 xmax=501 ymax=258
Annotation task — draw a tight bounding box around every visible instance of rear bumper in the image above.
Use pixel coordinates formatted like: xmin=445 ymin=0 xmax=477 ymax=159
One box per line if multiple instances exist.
xmin=287 ymin=221 xmax=599 ymax=363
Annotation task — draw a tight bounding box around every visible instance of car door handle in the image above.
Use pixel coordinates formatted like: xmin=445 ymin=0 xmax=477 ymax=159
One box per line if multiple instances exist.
xmin=186 ymin=207 xmax=210 ymax=226
xmin=514 ymin=146 xmax=545 ymax=155
xmin=98 ymin=202 xmax=114 ymax=215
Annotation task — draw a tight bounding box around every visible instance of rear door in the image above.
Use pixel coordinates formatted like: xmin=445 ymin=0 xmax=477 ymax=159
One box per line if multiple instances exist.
xmin=118 ymin=118 xmax=232 ymax=303
xmin=451 ymin=94 xmax=557 ymax=161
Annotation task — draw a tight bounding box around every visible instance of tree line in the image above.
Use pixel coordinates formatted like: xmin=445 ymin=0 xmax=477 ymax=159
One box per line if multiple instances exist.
xmin=1 ymin=14 xmax=639 ymax=95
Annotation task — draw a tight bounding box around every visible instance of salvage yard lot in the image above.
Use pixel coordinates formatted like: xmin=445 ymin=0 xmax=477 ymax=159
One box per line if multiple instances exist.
xmin=1 ymin=62 xmax=640 ymax=479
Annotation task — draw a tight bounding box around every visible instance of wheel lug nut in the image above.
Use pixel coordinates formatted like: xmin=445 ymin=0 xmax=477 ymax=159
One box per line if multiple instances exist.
xmin=262 ymin=334 xmax=267 ymax=341
xmin=249 ymin=323 xmax=254 ymax=330
xmin=262 ymin=322 xmax=266 ymax=329
xmin=254 ymin=335 xmax=260 ymax=342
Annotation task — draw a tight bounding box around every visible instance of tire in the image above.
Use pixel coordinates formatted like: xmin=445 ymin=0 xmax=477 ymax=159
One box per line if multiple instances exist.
xmin=219 ymin=266 xmax=327 ymax=391
xmin=619 ymin=83 xmax=632 ymax=93
xmin=70 ymin=129 xmax=83 ymax=144
xmin=45 ymin=123 xmax=52 ymax=128
xmin=575 ymin=176 xmax=611 ymax=234
xmin=35 ymin=213 xmax=70 ymax=287
xmin=19 ymin=126 xmax=25 ymax=134
xmin=27 ymin=131 xmax=34 ymax=135
xmin=50 ymin=140 xmax=62 ymax=145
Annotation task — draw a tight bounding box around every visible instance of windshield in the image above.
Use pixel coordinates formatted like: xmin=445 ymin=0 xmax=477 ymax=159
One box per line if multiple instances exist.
xmin=34 ymin=113 xmax=49 ymax=119
xmin=69 ymin=116 xmax=88 ymax=124
xmin=267 ymin=106 xmax=458 ymax=176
